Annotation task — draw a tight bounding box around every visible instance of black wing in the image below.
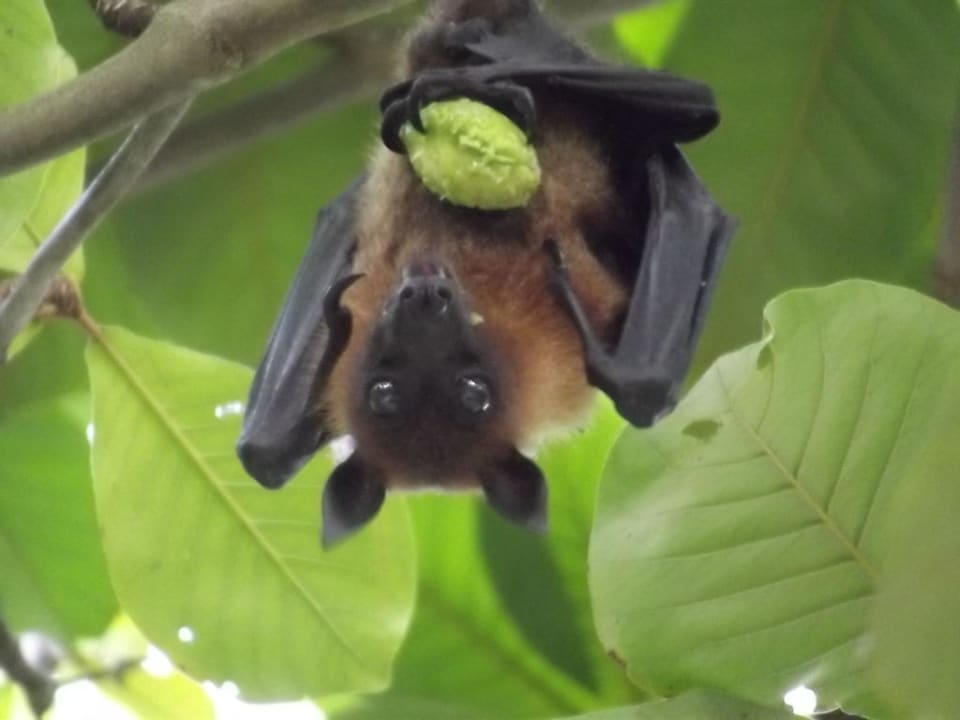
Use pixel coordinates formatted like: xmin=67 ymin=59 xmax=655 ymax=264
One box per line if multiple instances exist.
xmin=548 ymin=146 xmax=735 ymax=426
xmin=380 ymin=0 xmax=717 ymax=150
xmin=237 ymin=179 xmax=363 ymax=489
xmin=381 ymin=62 xmax=718 ymax=150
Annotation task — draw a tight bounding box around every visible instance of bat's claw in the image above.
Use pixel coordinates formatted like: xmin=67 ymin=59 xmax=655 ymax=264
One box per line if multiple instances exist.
xmin=317 ymin=273 xmax=363 ymax=379
xmin=380 ymin=101 xmax=409 ymax=154
xmin=379 ymin=70 xmax=538 ymax=154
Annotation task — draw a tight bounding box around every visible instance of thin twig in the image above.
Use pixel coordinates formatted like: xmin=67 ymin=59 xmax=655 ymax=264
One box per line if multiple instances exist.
xmin=0 ymin=619 xmax=55 ymax=719
xmin=0 ymin=0 xmax=412 ymax=176
xmin=0 ymin=100 xmax=193 ymax=362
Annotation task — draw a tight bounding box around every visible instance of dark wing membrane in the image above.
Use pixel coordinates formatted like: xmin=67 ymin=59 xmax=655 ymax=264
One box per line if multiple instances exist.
xmin=237 ymin=178 xmax=363 ymax=489
xmin=538 ymin=66 xmax=718 ymax=143
xmin=618 ymin=145 xmax=735 ymax=410
xmin=381 ymin=63 xmax=718 ymax=144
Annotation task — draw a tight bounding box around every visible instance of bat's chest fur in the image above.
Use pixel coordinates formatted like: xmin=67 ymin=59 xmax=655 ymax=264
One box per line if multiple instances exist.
xmin=330 ymin=119 xmax=628 ymax=455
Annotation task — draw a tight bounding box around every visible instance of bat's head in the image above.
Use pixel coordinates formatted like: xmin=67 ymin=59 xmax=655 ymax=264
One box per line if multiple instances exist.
xmin=322 ymin=258 xmax=546 ymax=547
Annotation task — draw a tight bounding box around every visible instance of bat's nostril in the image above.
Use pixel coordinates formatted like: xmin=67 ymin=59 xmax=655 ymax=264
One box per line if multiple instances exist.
xmin=400 ymin=286 xmax=416 ymax=301
xmin=436 ymin=287 xmax=453 ymax=302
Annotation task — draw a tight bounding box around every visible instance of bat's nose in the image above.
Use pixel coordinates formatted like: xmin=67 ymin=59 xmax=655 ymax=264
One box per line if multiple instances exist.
xmin=396 ymin=277 xmax=453 ymax=315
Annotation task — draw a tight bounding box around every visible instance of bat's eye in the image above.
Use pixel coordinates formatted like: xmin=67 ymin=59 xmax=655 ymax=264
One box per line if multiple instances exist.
xmin=460 ymin=377 xmax=492 ymax=415
xmin=369 ymin=381 xmax=402 ymax=416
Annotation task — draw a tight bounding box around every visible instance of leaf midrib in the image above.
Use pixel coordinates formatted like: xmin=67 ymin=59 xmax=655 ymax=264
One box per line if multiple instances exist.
xmin=714 ymin=362 xmax=879 ymax=583
xmin=417 ymin=579 xmax=598 ymax=716
xmin=88 ymin=329 xmax=367 ymax=671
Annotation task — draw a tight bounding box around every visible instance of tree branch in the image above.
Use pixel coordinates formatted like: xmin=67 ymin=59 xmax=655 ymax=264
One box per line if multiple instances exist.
xmin=0 ymin=0 xmax=411 ymax=176
xmin=0 ymin=619 xmax=55 ymax=719
xmin=137 ymin=32 xmax=397 ymax=190
xmin=0 ymin=101 xmax=192 ymax=361
xmin=134 ymin=0 xmax=655 ymax=190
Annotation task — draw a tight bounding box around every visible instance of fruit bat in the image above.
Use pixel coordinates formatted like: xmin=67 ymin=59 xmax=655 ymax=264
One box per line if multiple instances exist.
xmin=237 ymin=0 xmax=735 ymax=546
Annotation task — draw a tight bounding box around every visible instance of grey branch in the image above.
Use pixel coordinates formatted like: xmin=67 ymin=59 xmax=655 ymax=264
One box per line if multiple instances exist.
xmin=0 ymin=0 xmax=411 ymax=176
xmin=0 ymin=101 xmax=192 ymax=361
xmin=0 ymin=619 xmax=55 ymax=718
xmin=135 ymin=0 xmax=654 ymax=190
xmin=138 ymin=32 xmax=397 ymax=191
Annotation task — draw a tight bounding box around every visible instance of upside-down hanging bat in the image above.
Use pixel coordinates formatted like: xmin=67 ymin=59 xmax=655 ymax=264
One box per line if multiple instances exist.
xmin=237 ymin=0 xmax=735 ymax=546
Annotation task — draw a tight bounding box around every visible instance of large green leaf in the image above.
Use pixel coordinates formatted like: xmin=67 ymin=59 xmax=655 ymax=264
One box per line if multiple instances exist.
xmin=0 ymin=391 xmax=115 ymax=640
xmin=641 ymin=1 xmax=960 ymax=362
xmin=479 ymin=402 xmax=635 ymax=703
xmin=591 ymin=281 xmax=960 ymax=717
xmin=86 ymin=327 xmax=416 ymax=700
xmin=870 ymin=422 xmax=960 ymax=719
xmin=0 ymin=52 xmax=85 ymax=280
xmin=332 ymin=496 xmax=598 ymax=720
xmin=0 ymin=0 xmax=67 ymax=249
xmin=330 ymin=404 xmax=631 ymax=719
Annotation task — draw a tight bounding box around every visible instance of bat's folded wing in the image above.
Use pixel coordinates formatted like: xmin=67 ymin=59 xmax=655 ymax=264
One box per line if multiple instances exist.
xmin=237 ymin=179 xmax=362 ymax=489
xmin=613 ymin=145 xmax=735 ymax=424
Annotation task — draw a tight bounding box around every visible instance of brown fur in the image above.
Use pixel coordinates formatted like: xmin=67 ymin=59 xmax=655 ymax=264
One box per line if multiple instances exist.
xmin=321 ymin=0 xmax=629 ymax=488
xmin=325 ymin=105 xmax=627 ymax=461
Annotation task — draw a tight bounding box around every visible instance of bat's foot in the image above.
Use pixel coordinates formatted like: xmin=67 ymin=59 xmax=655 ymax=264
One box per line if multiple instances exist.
xmin=380 ymin=70 xmax=537 ymax=154
xmin=543 ymin=240 xmax=677 ymax=428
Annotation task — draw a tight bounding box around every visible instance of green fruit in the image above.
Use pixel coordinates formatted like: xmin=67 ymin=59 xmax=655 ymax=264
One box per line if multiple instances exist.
xmin=400 ymin=98 xmax=541 ymax=210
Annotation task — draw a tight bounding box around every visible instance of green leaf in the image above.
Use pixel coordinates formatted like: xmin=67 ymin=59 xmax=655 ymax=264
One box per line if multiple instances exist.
xmin=0 ymin=0 xmax=63 ymax=249
xmin=591 ymin=281 xmax=960 ymax=716
xmin=0 ymin=0 xmax=82 ymax=271
xmin=98 ymin=670 xmax=215 ymax=720
xmin=651 ymin=1 xmax=960 ymax=362
xmin=560 ymin=690 xmax=794 ymax=719
xmin=330 ymin=404 xmax=628 ymax=720
xmin=0 ymin=52 xmax=85 ymax=280
xmin=0 ymin=392 xmax=115 ymax=640
xmin=870 ymin=421 xmax=960 ymax=718
xmin=613 ymin=0 xmax=692 ymax=69
xmin=86 ymin=327 xmax=416 ymax=700
xmin=480 ymin=402 xmax=635 ymax=703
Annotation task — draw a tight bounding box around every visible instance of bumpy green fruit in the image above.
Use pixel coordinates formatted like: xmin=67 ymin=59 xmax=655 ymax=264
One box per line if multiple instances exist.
xmin=400 ymin=98 xmax=541 ymax=210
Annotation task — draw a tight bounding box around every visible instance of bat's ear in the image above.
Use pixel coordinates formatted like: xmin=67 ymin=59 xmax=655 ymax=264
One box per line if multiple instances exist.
xmin=321 ymin=453 xmax=387 ymax=548
xmin=479 ymin=449 xmax=548 ymax=533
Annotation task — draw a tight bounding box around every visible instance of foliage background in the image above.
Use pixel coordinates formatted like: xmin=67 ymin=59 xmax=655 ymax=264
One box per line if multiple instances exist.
xmin=0 ymin=0 xmax=958 ymax=718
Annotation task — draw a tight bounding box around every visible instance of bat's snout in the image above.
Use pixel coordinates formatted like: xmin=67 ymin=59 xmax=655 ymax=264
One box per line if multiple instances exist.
xmin=395 ymin=275 xmax=456 ymax=318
